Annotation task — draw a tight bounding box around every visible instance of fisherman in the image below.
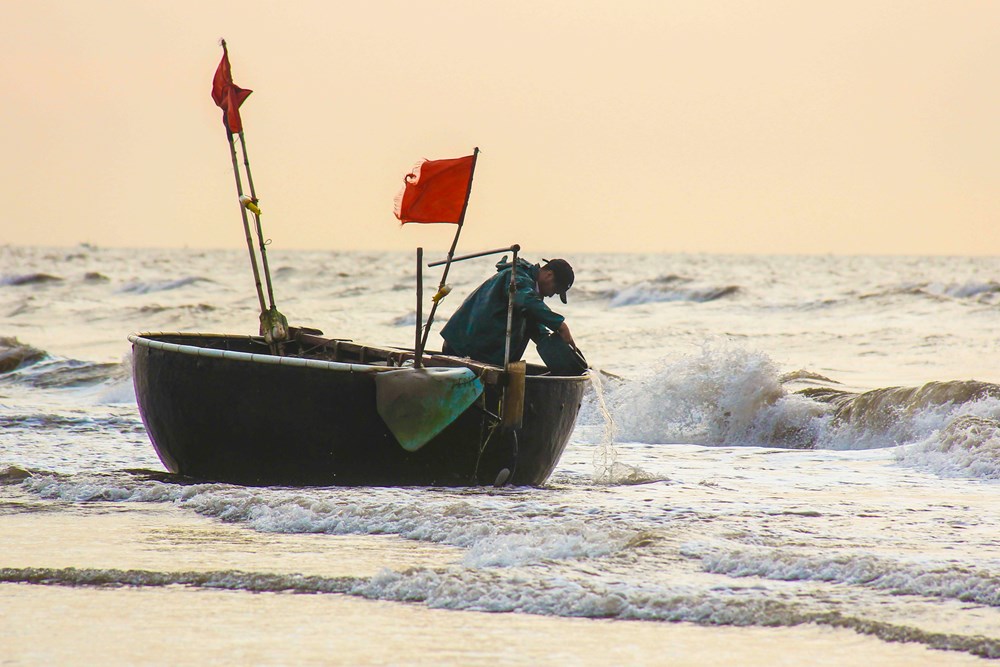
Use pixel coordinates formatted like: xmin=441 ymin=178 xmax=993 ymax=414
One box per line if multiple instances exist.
xmin=440 ymin=257 xmax=576 ymax=365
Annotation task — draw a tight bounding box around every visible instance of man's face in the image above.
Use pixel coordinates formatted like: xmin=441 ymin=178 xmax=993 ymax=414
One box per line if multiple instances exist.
xmin=537 ymin=268 xmax=560 ymax=298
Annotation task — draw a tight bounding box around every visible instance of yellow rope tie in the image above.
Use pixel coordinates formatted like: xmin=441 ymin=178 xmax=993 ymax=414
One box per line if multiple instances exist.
xmin=432 ymin=285 xmax=452 ymax=303
xmin=239 ymin=195 xmax=261 ymax=216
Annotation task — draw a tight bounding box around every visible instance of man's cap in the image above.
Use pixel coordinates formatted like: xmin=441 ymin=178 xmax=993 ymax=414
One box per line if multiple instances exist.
xmin=542 ymin=258 xmax=574 ymax=304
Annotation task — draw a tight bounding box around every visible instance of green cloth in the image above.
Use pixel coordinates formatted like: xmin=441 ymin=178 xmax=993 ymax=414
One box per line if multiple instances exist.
xmin=441 ymin=258 xmax=565 ymax=366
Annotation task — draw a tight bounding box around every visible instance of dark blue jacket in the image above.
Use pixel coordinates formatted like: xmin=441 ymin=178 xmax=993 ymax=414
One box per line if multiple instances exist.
xmin=440 ymin=258 xmax=565 ymax=365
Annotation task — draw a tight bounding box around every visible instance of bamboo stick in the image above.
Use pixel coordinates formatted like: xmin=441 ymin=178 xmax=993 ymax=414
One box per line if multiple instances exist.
xmin=226 ymin=131 xmax=267 ymax=314
xmin=427 ymin=244 xmax=519 ymax=268
xmin=502 ymin=246 xmax=518 ymax=371
xmin=415 ymin=247 xmax=424 ymax=368
xmin=237 ymin=131 xmax=277 ymax=310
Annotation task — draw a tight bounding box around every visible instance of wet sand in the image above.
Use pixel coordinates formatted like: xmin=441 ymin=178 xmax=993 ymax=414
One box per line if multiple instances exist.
xmin=1 ymin=496 xmax=988 ymax=666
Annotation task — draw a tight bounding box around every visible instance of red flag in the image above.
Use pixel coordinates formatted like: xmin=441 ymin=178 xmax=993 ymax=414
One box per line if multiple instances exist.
xmin=211 ymin=42 xmax=252 ymax=134
xmin=394 ymin=154 xmax=477 ymax=224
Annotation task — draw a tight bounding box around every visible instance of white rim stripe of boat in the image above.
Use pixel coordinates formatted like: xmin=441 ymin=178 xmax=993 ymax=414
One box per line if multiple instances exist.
xmin=128 ymin=333 xmax=388 ymax=373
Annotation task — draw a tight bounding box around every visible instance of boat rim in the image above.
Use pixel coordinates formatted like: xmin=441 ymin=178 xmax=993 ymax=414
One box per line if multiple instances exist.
xmin=129 ymin=332 xmax=383 ymax=373
xmin=128 ymin=332 xmax=590 ymax=382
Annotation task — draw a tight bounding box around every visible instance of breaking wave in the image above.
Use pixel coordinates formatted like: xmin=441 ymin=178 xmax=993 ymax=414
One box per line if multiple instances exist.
xmin=117 ymin=276 xmax=212 ymax=294
xmin=929 ymin=280 xmax=1000 ymax=300
xmin=0 ymin=356 xmax=125 ymax=389
xmin=898 ymin=414 xmax=1000 ymax=479
xmin=602 ymin=342 xmax=828 ymax=449
xmin=860 ymin=280 xmax=1000 ymax=304
xmin=0 ymin=465 xmax=36 ymax=484
xmin=601 ymin=275 xmax=740 ymax=307
xmin=0 ymin=273 xmax=63 ymax=286
xmin=589 ymin=342 xmax=1000 ymax=479
xmin=0 ymin=336 xmax=46 ymax=374
xmin=0 ymin=336 xmax=126 ymax=388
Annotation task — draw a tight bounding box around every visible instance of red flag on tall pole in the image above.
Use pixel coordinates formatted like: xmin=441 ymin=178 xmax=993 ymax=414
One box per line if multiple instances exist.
xmin=211 ymin=40 xmax=253 ymax=134
xmin=394 ymin=153 xmax=477 ymax=224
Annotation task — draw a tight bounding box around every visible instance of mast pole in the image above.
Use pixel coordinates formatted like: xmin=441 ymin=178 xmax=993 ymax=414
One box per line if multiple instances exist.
xmin=502 ymin=245 xmax=519 ymax=371
xmin=415 ymin=247 xmax=424 ymax=368
xmin=237 ymin=131 xmax=277 ymax=310
xmin=226 ymin=130 xmax=268 ymax=314
xmin=419 ymin=147 xmax=479 ymax=352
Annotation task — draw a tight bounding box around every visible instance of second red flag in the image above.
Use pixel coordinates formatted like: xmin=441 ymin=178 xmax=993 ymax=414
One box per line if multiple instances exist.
xmin=394 ymin=154 xmax=477 ymax=224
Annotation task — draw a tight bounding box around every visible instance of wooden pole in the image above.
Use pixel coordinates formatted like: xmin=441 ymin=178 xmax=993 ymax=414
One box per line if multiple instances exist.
xmin=415 ymin=247 xmax=424 ymax=368
xmin=427 ymin=244 xmax=520 ymax=267
xmin=419 ymin=147 xmax=479 ymax=352
xmin=501 ymin=246 xmax=525 ymax=430
xmin=503 ymin=245 xmax=518 ymax=371
xmin=237 ymin=131 xmax=277 ymax=310
xmin=226 ymin=131 xmax=267 ymax=314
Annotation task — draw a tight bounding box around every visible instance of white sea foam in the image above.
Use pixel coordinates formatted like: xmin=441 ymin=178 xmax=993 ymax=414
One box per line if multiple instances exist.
xmin=681 ymin=542 xmax=1000 ymax=607
xmin=605 ymin=342 xmax=828 ymax=449
xmin=581 ymin=343 xmax=1000 ymax=479
xmin=193 ymin=489 xmax=633 ymax=567
xmin=818 ymin=390 xmax=1000 ymax=479
xmin=355 ymin=565 xmax=798 ymax=623
xmin=23 ymin=474 xmax=184 ymax=503
xmin=462 ymin=524 xmax=627 ymax=567
xmin=74 ymin=355 xmax=135 ymax=404
xmin=895 ymin=410 xmax=1000 ymax=479
xmin=351 ymin=568 xmax=1000 ymax=657
xmin=18 ymin=475 xmax=632 ymax=568
xmin=83 ymin=376 xmax=136 ymax=405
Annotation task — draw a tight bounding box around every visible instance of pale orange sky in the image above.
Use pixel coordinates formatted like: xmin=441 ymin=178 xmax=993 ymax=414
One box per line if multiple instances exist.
xmin=1 ymin=1 xmax=998 ymax=255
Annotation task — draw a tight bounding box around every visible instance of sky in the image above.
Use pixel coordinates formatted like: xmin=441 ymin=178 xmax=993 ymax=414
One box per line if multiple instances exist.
xmin=2 ymin=1 xmax=998 ymax=255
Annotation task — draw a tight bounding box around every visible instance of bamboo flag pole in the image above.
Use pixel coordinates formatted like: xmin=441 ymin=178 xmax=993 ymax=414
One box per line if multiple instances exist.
xmin=226 ymin=130 xmax=268 ymax=315
xmin=418 ymin=147 xmax=479 ymax=353
xmin=214 ymin=39 xmax=287 ymax=344
xmin=237 ymin=131 xmax=277 ymax=310
xmin=215 ymin=39 xmax=272 ymax=332
xmin=237 ymin=131 xmax=288 ymax=344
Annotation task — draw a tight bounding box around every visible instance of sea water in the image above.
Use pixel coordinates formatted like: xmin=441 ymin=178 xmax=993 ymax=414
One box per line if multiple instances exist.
xmin=1 ymin=245 xmax=998 ymax=665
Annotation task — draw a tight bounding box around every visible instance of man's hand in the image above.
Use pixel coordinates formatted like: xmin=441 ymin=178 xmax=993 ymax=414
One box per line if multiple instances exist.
xmin=556 ymin=322 xmax=576 ymax=349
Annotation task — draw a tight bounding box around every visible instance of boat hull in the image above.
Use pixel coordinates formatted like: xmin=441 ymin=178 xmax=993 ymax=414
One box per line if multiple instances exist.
xmin=131 ymin=333 xmax=588 ymax=486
